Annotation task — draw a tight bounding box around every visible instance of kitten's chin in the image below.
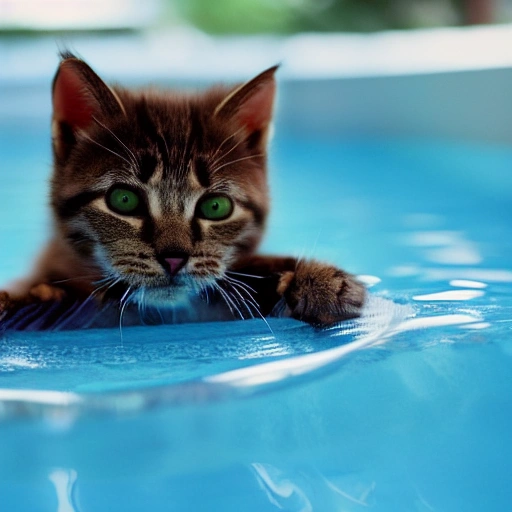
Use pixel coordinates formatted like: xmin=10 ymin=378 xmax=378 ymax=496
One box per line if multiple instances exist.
xmin=132 ymin=284 xmax=191 ymax=308
xmin=116 ymin=271 xmax=217 ymax=308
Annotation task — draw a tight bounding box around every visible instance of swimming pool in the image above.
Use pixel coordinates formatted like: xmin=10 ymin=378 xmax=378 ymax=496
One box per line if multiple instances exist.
xmin=1 ymin=30 xmax=512 ymax=511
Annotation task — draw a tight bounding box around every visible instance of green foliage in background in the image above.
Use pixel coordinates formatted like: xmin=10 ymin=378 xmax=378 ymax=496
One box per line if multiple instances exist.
xmin=174 ymin=0 xmax=465 ymax=34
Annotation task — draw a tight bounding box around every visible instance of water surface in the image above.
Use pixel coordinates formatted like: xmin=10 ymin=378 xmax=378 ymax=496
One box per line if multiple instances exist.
xmin=1 ymin=114 xmax=511 ymax=511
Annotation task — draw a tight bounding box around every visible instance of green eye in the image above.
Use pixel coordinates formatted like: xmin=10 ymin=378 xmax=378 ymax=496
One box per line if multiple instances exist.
xmin=107 ymin=187 xmax=141 ymax=215
xmin=197 ymin=195 xmax=233 ymax=220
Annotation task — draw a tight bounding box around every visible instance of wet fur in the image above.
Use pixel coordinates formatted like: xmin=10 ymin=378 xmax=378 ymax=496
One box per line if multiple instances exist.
xmin=0 ymin=54 xmax=365 ymax=328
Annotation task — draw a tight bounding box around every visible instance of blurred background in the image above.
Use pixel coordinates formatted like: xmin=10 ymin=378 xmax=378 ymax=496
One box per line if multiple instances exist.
xmin=1 ymin=0 xmax=512 ymax=280
xmin=0 ymin=0 xmax=510 ymax=33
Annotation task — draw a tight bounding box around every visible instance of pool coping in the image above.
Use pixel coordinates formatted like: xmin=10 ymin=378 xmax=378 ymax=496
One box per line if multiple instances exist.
xmin=2 ymin=24 xmax=512 ymax=143
xmin=2 ymin=24 xmax=512 ymax=84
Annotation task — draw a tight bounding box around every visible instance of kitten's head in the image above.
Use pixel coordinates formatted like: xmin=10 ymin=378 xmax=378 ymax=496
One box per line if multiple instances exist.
xmin=50 ymin=53 xmax=277 ymax=305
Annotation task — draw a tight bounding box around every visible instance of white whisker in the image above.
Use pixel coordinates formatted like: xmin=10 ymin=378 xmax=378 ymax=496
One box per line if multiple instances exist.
xmin=119 ymin=286 xmax=132 ymax=304
xmin=80 ymin=132 xmax=133 ymax=168
xmin=119 ymin=285 xmax=133 ymax=345
xmin=92 ymin=116 xmax=139 ymax=170
xmin=226 ymin=270 xmax=266 ymax=280
xmin=210 ymin=126 xmax=245 ymax=164
xmin=210 ymin=129 xmax=246 ymax=169
xmin=224 ymin=274 xmax=257 ymax=295
xmin=213 ymin=282 xmax=243 ymax=319
xmin=223 ymin=280 xmax=255 ymax=320
xmin=210 ymin=154 xmax=265 ymax=175
xmin=199 ymin=283 xmax=211 ymax=305
xmin=54 ymin=277 xmax=119 ymax=329
xmin=136 ymin=287 xmax=147 ymax=325
xmin=50 ymin=275 xmax=101 ymax=285
xmin=160 ymin=134 xmax=171 ymax=175
xmin=223 ymin=278 xmax=275 ymax=337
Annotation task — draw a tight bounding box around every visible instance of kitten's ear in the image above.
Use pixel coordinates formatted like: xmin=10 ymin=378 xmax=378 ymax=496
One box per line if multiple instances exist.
xmin=214 ymin=66 xmax=278 ymax=147
xmin=52 ymin=54 xmax=125 ymax=161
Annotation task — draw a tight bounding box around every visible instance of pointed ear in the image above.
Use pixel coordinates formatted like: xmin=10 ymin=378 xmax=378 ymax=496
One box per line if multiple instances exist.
xmin=214 ymin=66 xmax=278 ymax=147
xmin=52 ymin=54 xmax=125 ymax=161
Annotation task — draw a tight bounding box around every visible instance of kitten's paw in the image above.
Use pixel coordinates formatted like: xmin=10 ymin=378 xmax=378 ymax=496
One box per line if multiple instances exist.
xmin=277 ymin=260 xmax=366 ymax=326
xmin=0 ymin=285 xmax=66 ymax=321
xmin=0 ymin=291 xmax=12 ymax=320
xmin=28 ymin=283 xmax=66 ymax=302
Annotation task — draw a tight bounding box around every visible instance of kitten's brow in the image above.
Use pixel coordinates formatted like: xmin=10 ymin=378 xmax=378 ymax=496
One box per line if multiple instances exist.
xmin=79 ymin=132 xmax=133 ymax=168
xmin=92 ymin=116 xmax=140 ymax=171
xmin=159 ymin=133 xmax=171 ymax=177
xmin=193 ymin=157 xmax=211 ymax=188
xmin=178 ymin=104 xmax=203 ymax=182
xmin=210 ymin=126 xmax=245 ymax=166
xmin=210 ymin=134 xmax=246 ymax=171
xmin=210 ymin=154 xmax=265 ymax=175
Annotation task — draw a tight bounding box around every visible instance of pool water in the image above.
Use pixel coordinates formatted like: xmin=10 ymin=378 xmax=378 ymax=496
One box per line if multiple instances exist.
xmin=1 ymin=115 xmax=512 ymax=511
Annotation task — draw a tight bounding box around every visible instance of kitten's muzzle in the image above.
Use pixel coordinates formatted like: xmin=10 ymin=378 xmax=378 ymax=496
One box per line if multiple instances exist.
xmin=158 ymin=252 xmax=189 ymax=277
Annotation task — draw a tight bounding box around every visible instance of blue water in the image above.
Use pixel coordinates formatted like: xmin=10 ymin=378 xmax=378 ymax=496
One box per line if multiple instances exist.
xmin=1 ymin=113 xmax=512 ymax=511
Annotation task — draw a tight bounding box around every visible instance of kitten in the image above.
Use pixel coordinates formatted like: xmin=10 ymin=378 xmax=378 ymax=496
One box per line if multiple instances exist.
xmin=0 ymin=53 xmax=365 ymax=328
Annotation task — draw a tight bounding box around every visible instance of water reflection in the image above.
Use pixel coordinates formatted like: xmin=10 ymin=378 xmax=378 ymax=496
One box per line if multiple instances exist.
xmin=413 ymin=290 xmax=485 ymax=301
xmin=460 ymin=322 xmax=491 ymax=330
xmin=253 ymin=463 xmax=378 ymax=511
xmin=206 ymin=295 xmax=415 ymax=388
xmin=406 ymin=230 xmax=482 ymax=265
xmin=48 ymin=469 xmax=79 ymax=512
xmin=424 ymin=268 xmax=512 ymax=282
xmin=449 ymin=279 xmax=487 ymax=289
xmin=252 ymin=463 xmax=313 ymax=512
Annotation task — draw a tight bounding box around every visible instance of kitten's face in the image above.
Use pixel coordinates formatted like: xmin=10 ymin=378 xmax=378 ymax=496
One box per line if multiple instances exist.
xmin=50 ymin=57 xmax=276 ymax=305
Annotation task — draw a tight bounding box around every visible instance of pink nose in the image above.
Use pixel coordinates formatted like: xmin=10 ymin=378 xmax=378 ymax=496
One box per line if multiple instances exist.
xmin=164 ymin=256 xmax=187 ymax=276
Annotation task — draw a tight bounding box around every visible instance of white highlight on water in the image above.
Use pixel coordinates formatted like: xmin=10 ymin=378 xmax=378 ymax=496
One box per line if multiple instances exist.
xmin=425 ymin=268 xmax=512 ymax=283
xmin=0 ymin=389 xmax=81 ymax=406
xmin=48 ymin=468 xmax=78 ymax=512
xmin=252 ymin=463 xmax=313 ymax=512
xmin=449 ymin=279 xmax=487 ymax=289
xmin=461 ymin=322 xmax=491 ymax=330
xmin=393 ymin=314 xmax=481 ymax=333
xmin=413 ymin=290 xmax=485 ymax=301
xmin=206 ymin=296 xmax=414 ymax=388
xmin=357 ymin=274 xmax=381 ymax=287
xmin=0 ymin=357 xmax=40 ymax=369
xmin=406 ymin=230 xmax=483 ymax=265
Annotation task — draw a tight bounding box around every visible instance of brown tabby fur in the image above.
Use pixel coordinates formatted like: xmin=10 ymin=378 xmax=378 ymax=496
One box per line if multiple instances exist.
xmin=0 ymin=53 xmax=365 ymax=328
